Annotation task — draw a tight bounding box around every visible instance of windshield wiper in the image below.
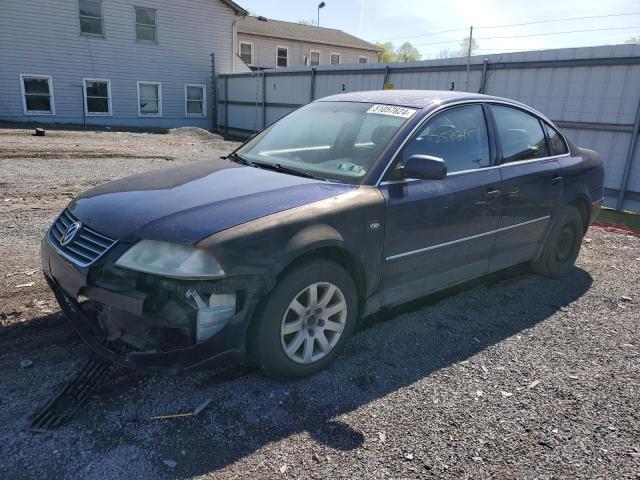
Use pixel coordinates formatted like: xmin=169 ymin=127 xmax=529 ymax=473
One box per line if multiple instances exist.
xmin=251 ymin=161 xmax=328 ymax=181
xmin=226 ymin=154 xmax=328 ymax=181
xmin=225 ymin=152 xmax=252 ymax=166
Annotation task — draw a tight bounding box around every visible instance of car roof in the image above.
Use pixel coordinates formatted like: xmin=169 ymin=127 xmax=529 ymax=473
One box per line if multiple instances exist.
xmin=316 ymin=89 xmax=556 ymax=125
xmin=316 ymin=89 xmax=516 ymax=109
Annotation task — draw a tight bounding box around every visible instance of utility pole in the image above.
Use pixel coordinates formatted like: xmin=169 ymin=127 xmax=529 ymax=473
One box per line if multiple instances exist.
xmin=465 ymin=25 xmax=473 ymax=91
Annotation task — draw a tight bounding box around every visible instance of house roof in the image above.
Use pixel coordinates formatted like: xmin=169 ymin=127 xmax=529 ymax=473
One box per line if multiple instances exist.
xmin=237 ymin=16 xmax=380 ymax=52
xmin=220 ymin=0 xmax=247 ymax=16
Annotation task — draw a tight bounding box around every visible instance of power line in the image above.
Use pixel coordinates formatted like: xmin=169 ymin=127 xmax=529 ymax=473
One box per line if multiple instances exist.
xmin=411 ymin=25 xmax=640 ymax=48
xmin=475 ymin=25 xmax=640 ymax=41
xmin=375 ymin=27 xmax=468 ymax=43
xmin=375 ymin=11 xmax=640 ymax=42
xmin=475 ymin=12 xmax=640 ymax=29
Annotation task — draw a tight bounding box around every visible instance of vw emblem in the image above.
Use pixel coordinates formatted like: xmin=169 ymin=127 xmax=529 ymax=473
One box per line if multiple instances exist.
xmin=60 ymin=221 xmax=82 ymax=246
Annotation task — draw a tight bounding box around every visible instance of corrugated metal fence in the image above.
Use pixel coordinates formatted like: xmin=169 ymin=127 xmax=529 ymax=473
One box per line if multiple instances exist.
xmin=217 ymin=44 xmax=640 ymax=212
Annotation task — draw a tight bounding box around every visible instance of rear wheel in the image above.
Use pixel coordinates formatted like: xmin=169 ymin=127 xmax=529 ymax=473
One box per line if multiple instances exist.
xmin=531 ymin=205 xmax=584 ymax=277
xmin=249 ymin=260 xmax=358 ymax=379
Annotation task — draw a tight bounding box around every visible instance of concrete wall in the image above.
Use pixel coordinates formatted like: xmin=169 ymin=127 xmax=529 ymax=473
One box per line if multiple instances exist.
xmin=237 ymin=33 xmax=378 ymax=69
xmin=217 ymin=44 xmax=640 ymax=212
xmin=0 ymin=0 xmax=240 ymax=129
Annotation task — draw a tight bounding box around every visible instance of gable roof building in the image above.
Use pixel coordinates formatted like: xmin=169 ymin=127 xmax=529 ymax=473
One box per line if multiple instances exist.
xmin=237 ymin=16 xmax=380 ymax=69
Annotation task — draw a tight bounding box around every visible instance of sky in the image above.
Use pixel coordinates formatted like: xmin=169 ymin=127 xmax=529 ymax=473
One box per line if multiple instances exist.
xmin=236 ymin=0 xmax=640 ymax=58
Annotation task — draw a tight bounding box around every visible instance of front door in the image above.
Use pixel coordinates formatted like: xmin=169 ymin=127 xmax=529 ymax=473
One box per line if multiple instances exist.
xmin=487 ymin=104 xmax=563 ymax=271
xmin=379 ymin=104 xmax=502 ymax=307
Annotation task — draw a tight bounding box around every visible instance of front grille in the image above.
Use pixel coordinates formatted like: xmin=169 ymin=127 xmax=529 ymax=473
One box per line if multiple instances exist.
xmin=48 ymin=209 xmax=117 ymax=267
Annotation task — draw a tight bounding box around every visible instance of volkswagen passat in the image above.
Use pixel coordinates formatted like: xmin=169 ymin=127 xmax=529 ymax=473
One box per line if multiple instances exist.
xmin=42 ymin=90 xmax=604 ymax=378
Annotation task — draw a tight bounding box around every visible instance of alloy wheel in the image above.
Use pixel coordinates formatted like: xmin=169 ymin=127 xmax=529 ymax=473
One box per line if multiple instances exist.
xmin=280 ymin=282 xmax=348 ymax=364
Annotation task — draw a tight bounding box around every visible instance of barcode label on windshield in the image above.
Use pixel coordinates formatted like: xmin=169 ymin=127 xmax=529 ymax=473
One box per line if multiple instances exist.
xmin=367 ymin=104 xmax=417 ymax=118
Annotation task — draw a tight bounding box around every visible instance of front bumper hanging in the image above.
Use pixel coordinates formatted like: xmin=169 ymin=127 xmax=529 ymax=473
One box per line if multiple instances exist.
xmin=46 ymin=274 xmax=258 ymax=375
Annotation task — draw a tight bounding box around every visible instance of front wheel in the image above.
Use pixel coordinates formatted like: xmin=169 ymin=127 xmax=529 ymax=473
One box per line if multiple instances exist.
xmin=248 ymin=260 xmax=358 ymax=379
xmin=531 ymin=205 xmax=584 ymax=277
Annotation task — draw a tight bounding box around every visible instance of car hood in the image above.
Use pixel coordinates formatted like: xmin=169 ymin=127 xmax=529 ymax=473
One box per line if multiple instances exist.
xmin=69 ymin=159 xmax=355 ymax=244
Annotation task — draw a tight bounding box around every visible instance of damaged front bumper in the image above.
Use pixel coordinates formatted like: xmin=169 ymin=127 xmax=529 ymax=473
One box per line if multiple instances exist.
xmin=41 ymin=237 xmax=263 ymax=375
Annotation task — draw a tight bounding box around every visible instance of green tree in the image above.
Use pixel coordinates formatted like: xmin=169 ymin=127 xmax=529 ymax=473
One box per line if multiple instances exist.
xmin=375 ymin=41 xmax=396 ymax=63
xmin=625 ymin=36 xmax=640 ymax=44
xmin=458 ymin=36 xmax=479 ymax=57
xmin=396 ymin=42 xmax=422 ymax=62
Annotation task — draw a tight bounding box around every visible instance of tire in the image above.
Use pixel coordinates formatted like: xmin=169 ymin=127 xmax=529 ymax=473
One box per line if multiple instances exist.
xmin=531 ymin=205 xmax=584 ymax=278
xmin=248 ymin=260 xmax=358 ymax=379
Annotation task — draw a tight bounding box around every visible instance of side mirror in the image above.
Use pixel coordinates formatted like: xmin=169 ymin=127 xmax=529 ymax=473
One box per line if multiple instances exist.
xmin=403 ymin=155 xmax=447 ymax=180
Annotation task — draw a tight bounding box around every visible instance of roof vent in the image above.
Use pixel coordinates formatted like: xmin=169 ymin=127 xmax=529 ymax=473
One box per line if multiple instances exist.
xmin=257 ymin=16 xmax=268 ymax=22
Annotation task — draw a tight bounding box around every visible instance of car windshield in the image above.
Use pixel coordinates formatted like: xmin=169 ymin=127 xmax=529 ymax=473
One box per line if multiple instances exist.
xmin=235 ymin=101 xmax=418 ymax=184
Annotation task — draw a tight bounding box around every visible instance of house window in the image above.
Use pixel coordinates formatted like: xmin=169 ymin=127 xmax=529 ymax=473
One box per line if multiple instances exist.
xmin=359 ymin=56 xmax=368 ymax=64
xmin=20 ymin=75 xmax=55 ymax=115
xmin=135 ymin=6 xmax=157 ymax=42
xmin=79 ymin=0 xmax=104 ymax=36
xmin=277 ymin=47 xmax=288 ymax=67
xmin=185 ymin=85 xmax=206 ymax=117
xmin=84 ymin=79 xmax=111 ymax=115
xmin=240 ymin=42 xmax=253 ymax=65
xmin=330 ymin=53 xmax=341 ymax=65
xmin=310 ymin=50 xmax=320 ymax=66
xmin=137 ymin=81 xmax=161 ymax=116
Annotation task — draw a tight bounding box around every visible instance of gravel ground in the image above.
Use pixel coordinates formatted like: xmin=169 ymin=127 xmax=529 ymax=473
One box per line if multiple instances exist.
xmin=0 ymin=128 xmax=639 ymax=479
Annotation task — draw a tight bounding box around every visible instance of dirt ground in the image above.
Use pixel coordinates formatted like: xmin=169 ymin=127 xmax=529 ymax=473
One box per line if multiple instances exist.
xmin=0 ymin=128 xmax=638 ymax=479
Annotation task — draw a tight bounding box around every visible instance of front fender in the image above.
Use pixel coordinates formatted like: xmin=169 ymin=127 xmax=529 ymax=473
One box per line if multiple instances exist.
xmin=275 ymin=224 xmax=351 ymax=275
xmin=197 ymin=187 xmax=386 ymax=297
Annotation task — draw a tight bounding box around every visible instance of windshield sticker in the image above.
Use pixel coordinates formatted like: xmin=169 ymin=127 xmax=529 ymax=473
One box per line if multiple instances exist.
xmin=367 ymin=104 xmax=417 ymax=118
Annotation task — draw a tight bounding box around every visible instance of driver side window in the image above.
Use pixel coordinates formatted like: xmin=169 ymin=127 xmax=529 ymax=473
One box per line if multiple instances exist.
xmin=387 ymin=104 xmax=491 ymax=179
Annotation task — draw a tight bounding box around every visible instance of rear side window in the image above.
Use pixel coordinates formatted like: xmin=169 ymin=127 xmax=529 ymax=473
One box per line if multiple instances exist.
xmin=399 ymin=104 xmax=490 ymax=174
xmin=544 ymin=123 xmax=569 ymax=155
xmin=491 ymin=105 xmax=549 ymax=163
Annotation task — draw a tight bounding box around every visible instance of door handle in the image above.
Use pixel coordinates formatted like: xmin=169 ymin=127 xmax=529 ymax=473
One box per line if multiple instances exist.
xmin=551 ymin=175 xmax=563 ymax=185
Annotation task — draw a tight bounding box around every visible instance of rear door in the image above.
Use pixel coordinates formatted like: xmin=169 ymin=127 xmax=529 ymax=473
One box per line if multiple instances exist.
xmin=488 ymin=104 xmax=563 ymax=271
xmin=379 ymin=104 xmax=502 ymax=306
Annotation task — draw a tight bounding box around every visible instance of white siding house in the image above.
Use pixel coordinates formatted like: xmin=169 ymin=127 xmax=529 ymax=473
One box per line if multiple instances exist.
xmin=237 ymin=16 xmax=380 ymax=70
xmin=0 ymin=0 xmax=247 ymax=129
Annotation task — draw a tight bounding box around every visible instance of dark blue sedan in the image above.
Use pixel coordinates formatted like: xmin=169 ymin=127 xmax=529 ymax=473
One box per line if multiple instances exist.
xmin=42 ymin=90 xmax=605 ymax=378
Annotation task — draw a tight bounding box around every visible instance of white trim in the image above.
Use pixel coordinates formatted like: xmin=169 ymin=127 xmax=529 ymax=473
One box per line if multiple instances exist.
xmin=78 ymin=0 xmax=105 ymax=37
xmin=385 ymin=216 xmax=551 ymax=261
xmin=330 ymin=52 xmax=341 ymax=65
xmin=375 ymin=98 xmax=572 ymax=185
xmin=232 ymin=19 xmax=237 ymax=73
xmin=276 ymin=45 xmax=289 ymax=68
xmin=239 ymin=41 xmax=253 ymax=65
xmin=136 ymin=81 xmax=162 ymax=117
xmin=134 ymin=5 xmax=158 ymax=43
xmin=19 ymin=74 xmax=55 ymax=115
xmin=184 ymin=84 xmax=207 ymax=118
xmin=310 ymin=49 xmax=321 ymax=66
xmin=82 ymin=78 xmax=112 ymax=116
xmin=358 ymin=56 xmax=368 ymax=64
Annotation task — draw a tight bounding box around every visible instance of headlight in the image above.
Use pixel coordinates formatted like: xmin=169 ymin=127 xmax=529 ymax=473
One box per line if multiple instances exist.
xmin=115 ymin=240 xmax=225 ymax=280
